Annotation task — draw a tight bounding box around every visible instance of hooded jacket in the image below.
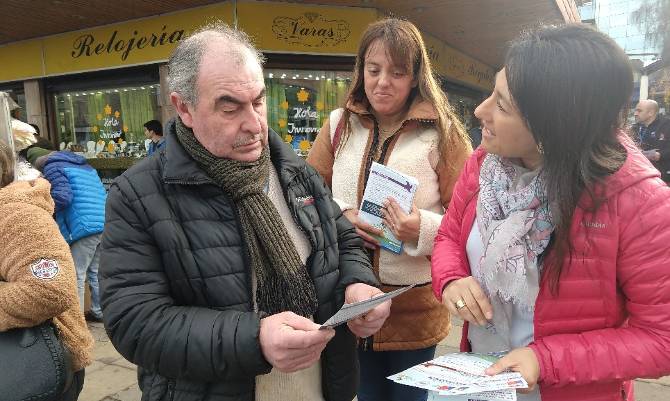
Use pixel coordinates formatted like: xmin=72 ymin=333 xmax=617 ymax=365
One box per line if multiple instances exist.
xmin=42 ymin=151 xmax=106 ymax=243
xmin=99 ymin=122 xmax=378 ymax=401
xmin=431 ymin=140 xmax=670 ymax=401
xmin=0 ymin=179 xmax=94 ymax=371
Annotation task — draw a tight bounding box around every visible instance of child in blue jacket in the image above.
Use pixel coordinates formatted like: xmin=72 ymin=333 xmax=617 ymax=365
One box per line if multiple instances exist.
xmin=28 ymin=147 xmax=107 ymax=322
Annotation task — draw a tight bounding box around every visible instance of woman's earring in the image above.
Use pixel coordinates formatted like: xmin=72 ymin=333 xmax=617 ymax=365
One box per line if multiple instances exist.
xmin=537 ymin=142 xmax=544 ymax=155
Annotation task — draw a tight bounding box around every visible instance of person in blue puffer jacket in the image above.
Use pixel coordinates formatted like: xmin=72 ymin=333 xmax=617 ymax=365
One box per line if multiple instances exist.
xmin=27 ymin=147 xmax=107 ymax=323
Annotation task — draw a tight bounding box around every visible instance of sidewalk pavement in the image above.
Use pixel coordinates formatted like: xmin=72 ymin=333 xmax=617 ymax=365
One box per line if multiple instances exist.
xmin=79 ymin=322 xmax=140 ymax=401
xmin=82 ymin=318 xmax=670 ymax=400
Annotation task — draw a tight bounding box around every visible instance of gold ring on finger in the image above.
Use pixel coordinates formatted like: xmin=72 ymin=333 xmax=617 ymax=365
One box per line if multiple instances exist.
xmin=455 ymin=299 xmax=466 ymax=310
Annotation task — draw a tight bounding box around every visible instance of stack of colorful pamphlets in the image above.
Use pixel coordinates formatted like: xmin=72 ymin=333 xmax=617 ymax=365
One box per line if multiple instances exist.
xmin=388 ymin=353 xmax=528 ymax=401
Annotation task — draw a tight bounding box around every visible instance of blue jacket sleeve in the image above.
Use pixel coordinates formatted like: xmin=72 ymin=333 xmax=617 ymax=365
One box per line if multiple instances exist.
xmin=44 ymin=162 xmax=73 ymax=212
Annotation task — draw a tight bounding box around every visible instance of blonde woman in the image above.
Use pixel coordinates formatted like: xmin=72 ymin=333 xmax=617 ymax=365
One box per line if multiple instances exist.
xmin=308 ymin=18 xmax=472 ymax=401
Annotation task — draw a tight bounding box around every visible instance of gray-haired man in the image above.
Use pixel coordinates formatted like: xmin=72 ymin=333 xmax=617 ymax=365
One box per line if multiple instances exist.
xmin=99 ymin=22 xmax=390 ymax=401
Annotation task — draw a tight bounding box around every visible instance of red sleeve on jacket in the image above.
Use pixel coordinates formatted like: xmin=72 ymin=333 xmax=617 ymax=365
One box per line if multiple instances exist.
xmin=431 ymin=148 xmax=485 ymax=301
xmin=529 ymin=181 xmax=670 ymax=386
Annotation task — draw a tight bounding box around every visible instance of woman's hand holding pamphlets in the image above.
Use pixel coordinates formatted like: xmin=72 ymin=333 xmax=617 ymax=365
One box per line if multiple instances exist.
xmin=387 ymin=352 xmax=528 ymax=401
xmin=381 ymin=198 xmax=421 ymax=242
xmin=358 ymin=162 xmax=419 ymax=253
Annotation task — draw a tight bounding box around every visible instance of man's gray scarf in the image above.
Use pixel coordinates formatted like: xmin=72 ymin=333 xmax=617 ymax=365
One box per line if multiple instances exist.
xmin=175 ymin=118 xmax=318 ymax=317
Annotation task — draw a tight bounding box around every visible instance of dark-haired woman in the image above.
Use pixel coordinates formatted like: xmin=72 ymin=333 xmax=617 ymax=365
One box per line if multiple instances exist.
xmin=431 ymin=24 xmax=670 ymax=401
xmin=308 ymin=18 xmax=471 ymax=401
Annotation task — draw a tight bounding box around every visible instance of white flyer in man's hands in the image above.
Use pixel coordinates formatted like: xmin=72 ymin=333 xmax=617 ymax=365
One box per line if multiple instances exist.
xmin=319 ymin=284 xmax=416 ymax=329
xmin=359 ymin=162 xmax=419 ymax=253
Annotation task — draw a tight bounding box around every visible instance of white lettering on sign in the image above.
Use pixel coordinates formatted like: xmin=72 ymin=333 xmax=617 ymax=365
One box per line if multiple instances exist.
xmin=287 ymin=124 xmax=319 ymax=134
xmin=292 ymin=106 xmax=318 ymax=120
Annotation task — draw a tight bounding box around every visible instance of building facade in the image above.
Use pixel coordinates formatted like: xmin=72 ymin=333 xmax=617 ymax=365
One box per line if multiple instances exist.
xmin=0 ymin=0 xmax=576 ymax=160
xmin=578 ymin=0 xmax=667 ymax=112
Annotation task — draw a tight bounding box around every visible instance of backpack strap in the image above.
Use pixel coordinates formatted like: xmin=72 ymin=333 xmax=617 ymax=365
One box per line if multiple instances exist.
xmin=329 ymin=108 xmax=346 ymax=157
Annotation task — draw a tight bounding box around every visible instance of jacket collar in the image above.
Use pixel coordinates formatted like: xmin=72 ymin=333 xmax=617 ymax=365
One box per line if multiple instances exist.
xmin=267 ymin=127 xmax=307 ymax=187
xmin=46 ymin=150 xmax=87 ymax=166
xmin=162 ymin=118 xmax=301 ymax=186
xmin=162 ymin=118 xmax=212 ymax=184
xmin=645 ymin=117 xmax=661 ymax=130
xmin=585 ymin=134 xmax=661 ymax=205
xmin=0 ymin=178 xmax=54 ymax=214
xmin=345 ymin=95 xmax=438 ymax=126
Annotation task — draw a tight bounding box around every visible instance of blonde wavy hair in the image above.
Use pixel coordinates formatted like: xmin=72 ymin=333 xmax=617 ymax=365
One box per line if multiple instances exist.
xmin=0 ymin=140 xmax=15 ymax=188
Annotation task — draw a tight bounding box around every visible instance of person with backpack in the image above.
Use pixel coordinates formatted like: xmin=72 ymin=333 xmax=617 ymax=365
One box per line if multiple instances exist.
xmin=307 ymin=18 xmax=472 ymax=401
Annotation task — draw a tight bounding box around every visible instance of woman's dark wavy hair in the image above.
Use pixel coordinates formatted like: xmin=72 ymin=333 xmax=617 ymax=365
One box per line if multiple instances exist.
xmin=505 ymin=24 xmax=633 ymax=292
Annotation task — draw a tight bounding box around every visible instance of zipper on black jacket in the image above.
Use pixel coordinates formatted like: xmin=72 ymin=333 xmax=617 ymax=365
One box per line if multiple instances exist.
xmin=166 ymin=379 xmax=175 ymax=401
xmin=361 ymin=336 xmax=373 ymax=351
xmin=162 ymin=178 xmax=212 ymax=186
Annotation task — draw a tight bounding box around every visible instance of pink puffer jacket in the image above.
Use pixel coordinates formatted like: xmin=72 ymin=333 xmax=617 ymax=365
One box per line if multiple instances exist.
xmin=431 ymin=139 xmax=670 ymax=401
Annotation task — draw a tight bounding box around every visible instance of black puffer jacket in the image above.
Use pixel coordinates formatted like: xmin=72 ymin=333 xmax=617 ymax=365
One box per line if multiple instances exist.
xmin=99 ymin=121 xmax=377 ymax=401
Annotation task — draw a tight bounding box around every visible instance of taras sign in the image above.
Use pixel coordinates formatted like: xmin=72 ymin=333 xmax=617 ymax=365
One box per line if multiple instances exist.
xmin=272 ymin=12 xmax=350 ymax=48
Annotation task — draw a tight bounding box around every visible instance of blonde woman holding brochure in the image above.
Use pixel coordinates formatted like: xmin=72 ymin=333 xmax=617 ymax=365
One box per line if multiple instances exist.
xmin=307 ymin=18 xmax=471 ymax=401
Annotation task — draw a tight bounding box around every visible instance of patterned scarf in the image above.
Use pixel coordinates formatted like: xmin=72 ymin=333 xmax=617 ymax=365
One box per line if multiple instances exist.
xmin=174 ymin=118 xmax=318 ymax=317
xmin=475 ymin=153 xmax=555 ymax=342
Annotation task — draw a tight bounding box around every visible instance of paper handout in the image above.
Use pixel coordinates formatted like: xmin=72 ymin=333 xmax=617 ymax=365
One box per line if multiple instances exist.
xmin=428 ymin=389 xmax=517 ymax=401
xmin=358 ymin=162 xmax=419 ymax=254
xmin=388 ymin=352 xmax=528 ymax=401
xmin=319 ymin=284 xmax=416 ymax=329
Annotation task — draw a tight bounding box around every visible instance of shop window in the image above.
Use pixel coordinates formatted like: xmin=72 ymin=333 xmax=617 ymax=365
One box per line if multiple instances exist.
xmin=265 ymin=69 xmax=351 ymax=156
xmin=53 ymin=84 xmax=160 ymax=151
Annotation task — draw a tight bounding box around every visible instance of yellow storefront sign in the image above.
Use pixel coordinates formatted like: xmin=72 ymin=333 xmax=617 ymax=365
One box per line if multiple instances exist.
xmin=0 ymin=3 xmax=233 ymax=83
xmin=423 ymin=32 xmax=495 ymax=92
xmin=0 ymin=0 xmax=492 ymax=94
xmin=238 ymin=1 xmax=377 ymax=55
xmin=44 ymin=3 xmax=233 ymax=76
xmin=0 ymin=40 xmax=44 ymax=82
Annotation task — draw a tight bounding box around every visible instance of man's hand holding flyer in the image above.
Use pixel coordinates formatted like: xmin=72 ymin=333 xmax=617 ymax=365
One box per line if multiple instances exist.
xmin=358 ymin=162 xmax=419 ymax=253
xmin=320 ymin=284 xmax=415 ymax=329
